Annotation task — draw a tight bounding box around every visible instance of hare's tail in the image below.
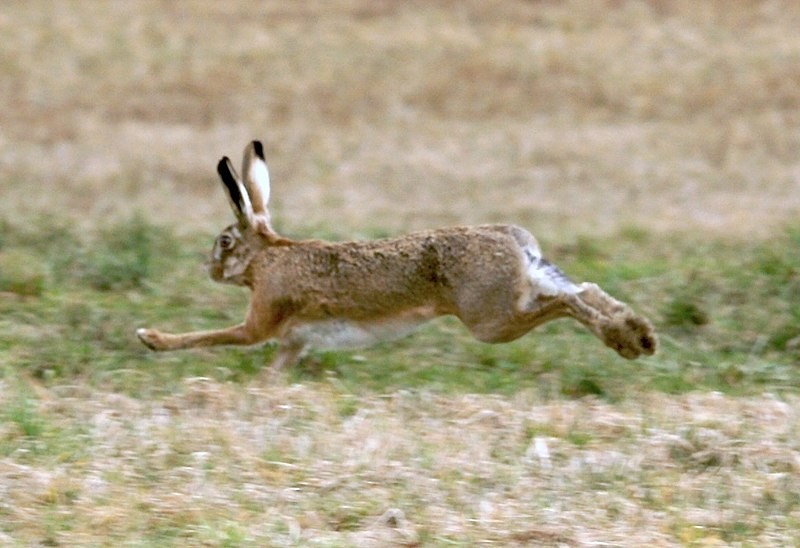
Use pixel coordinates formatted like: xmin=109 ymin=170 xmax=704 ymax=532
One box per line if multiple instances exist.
xmin=522 ymin=247 xmax=577 ymax=297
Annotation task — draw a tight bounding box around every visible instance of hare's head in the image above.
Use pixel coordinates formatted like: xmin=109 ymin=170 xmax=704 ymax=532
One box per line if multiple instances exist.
xmin=207 ymin=141 xmax=276 ymax=286
xmin=207 ymin=223 xmax=260 ymax=285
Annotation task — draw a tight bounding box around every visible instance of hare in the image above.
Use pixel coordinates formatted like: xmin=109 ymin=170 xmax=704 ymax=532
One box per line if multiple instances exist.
xmin=137 ymin=141 xmax=657 ymax=370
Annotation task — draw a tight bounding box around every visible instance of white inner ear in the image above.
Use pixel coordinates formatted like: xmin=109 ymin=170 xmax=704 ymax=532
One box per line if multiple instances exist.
xmin=246 ymin=158 xmax=271 ymax=211
xmin=236 ymin=177 xmax=255 ymax=219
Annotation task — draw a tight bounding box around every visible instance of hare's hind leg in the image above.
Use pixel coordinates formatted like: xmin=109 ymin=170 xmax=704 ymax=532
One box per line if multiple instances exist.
xmin=514 ymin=287 xmax=656 ymax=359
xmin=513 ymin=235 xmax=657 ymax=359
xmin=544 ymin=284 xmax=656 ymax=359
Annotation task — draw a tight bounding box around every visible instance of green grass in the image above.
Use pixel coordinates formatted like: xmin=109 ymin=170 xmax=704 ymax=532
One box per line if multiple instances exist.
xmin=3 ymin=232 xmax=800 ymax=544
xmin=2 ymin=214 xmax=800 ymax=400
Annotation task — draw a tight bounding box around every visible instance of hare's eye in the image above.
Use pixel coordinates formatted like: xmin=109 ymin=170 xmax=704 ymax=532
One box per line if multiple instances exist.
xmin=219 ymin=235 xmax=234 ymax=250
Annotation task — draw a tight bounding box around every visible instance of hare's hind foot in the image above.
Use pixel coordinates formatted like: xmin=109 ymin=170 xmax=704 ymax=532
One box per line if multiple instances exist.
xmin=574 ymin=283 xmax=658 ymax=359
xmin=598 ymin=312 xmax=657 ymax=359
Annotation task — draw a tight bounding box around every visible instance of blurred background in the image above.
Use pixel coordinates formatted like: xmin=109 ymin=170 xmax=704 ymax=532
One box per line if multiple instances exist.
xmin=3 ymin=0 xmax=799 ymax=239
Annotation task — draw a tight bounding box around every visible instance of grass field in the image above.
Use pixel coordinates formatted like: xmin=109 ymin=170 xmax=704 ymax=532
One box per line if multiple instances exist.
xmin=3 ymin=1 xmax=800 ymax=545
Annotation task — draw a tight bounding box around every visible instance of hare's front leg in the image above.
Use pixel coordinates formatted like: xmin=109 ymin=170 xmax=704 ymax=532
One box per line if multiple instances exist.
xmin=138 ymin=296 xmax=283 ymax=351
xmin=268 ymin=339 xmax=307 ymax=371
xmin=137 ymin=322 xmax=269 ymax=351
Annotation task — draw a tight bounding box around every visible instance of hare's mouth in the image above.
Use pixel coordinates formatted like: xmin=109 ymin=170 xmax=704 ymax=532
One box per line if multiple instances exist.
xmin=205 ymin=261 xmax=221 ymax=281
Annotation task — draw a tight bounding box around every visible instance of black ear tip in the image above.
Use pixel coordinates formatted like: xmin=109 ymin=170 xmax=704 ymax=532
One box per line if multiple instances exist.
xmin=252 ymin=141 xmax=265 ymax=160
xmin=217 ymin=156 xmax=232 ymax=175
xmin=217 ymin=157 xmax=239 ymax=196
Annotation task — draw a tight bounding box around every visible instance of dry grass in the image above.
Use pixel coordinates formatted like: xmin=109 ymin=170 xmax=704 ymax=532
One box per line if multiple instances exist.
xmin=3 ymin=378 xmax=800 ymax=546
xmin=3 ymin=0 xmax=800 ymax=545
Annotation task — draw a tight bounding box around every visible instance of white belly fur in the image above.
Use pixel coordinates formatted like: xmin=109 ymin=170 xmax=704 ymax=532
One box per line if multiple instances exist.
xmin=289 ymin=307 xmax=437 ymax=350
xmin=290 ymin=319 xmax=424 ymax=349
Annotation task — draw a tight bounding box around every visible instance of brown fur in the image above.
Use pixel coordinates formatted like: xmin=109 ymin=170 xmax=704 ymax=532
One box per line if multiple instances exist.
xmin=137 ymin=141 xmax=657 ymax=370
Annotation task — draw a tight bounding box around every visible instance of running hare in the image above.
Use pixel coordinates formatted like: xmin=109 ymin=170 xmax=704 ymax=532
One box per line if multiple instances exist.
xmin=137 ymin=141 xmax=657 ymax=370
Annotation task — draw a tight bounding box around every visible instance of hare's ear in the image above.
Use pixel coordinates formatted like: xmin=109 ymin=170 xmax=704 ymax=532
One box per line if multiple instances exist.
xmin=217 ymin=156 xmax=253 ymax=227
xmin=242 ymin=140 xmax=274 ymax=235
xmin=242 ymin=141 xmax=271 ymax=212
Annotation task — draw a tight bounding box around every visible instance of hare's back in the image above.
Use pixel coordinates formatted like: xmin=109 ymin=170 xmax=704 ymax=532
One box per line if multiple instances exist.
xmin=319 ymin=224 xmax=535 ymax=281
xmin=273 ymin=224 xmax=534 ymax=301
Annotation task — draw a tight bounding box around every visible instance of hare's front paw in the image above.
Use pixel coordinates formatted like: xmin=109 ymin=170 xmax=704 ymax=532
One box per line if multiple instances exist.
xmin=137 ymin=328 xmax=168 ymax=351
xmin=600 ymin=314 xmax=658 ymax=359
